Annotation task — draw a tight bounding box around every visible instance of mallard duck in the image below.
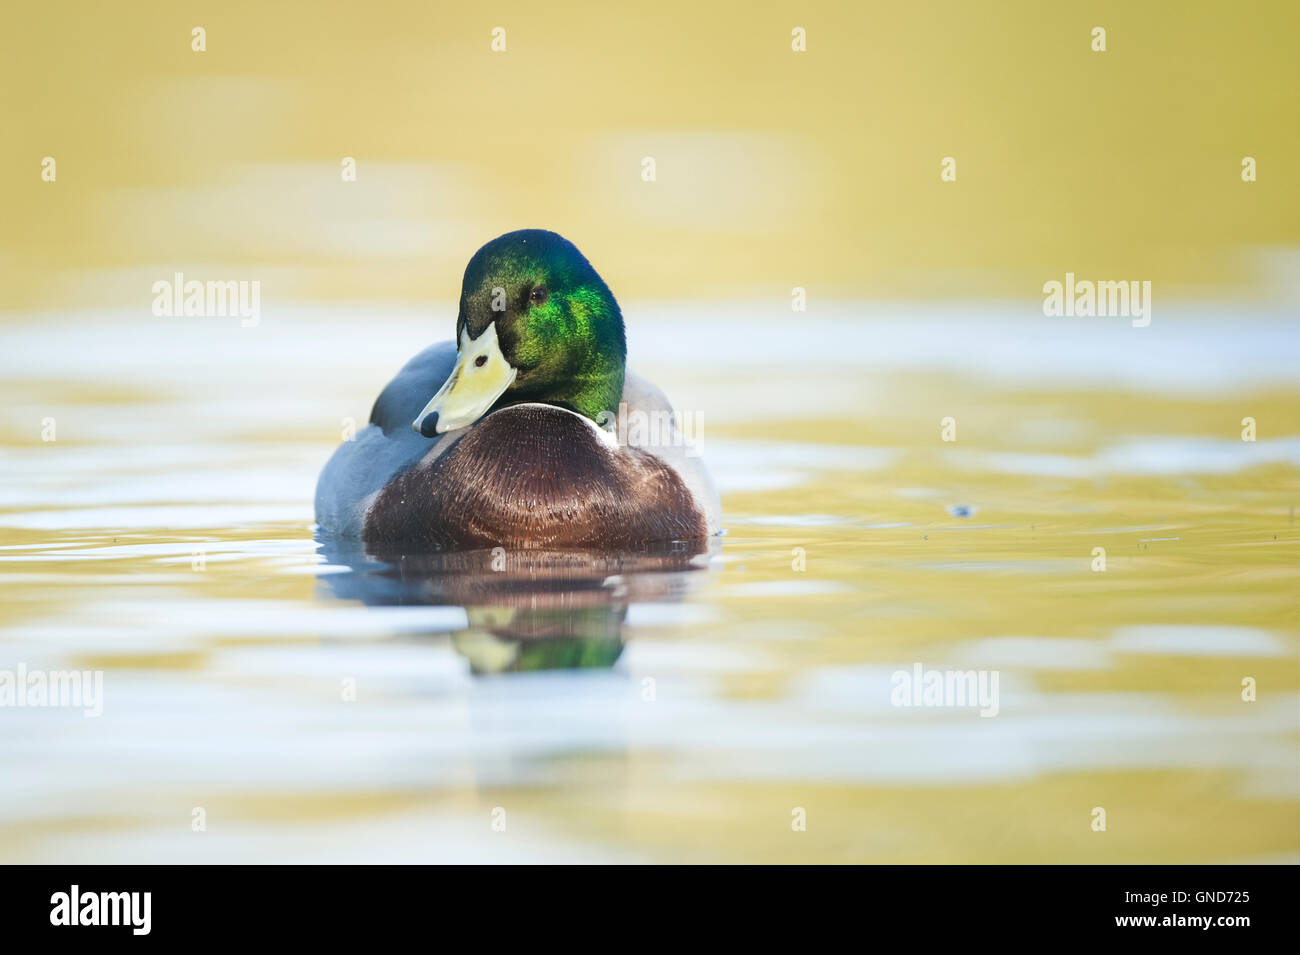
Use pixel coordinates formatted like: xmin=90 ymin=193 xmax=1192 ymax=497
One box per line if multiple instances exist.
xmin=315 ymin=230 xmax=720 ymax=551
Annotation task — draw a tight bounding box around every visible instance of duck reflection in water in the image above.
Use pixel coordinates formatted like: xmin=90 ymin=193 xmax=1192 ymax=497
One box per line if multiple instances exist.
xmin=317 ymin=538 xmax=718 ymax=675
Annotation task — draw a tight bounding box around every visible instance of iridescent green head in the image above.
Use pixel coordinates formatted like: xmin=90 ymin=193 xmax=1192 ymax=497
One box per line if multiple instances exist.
xmin=413 ymin=230 xmax=626 ymax=436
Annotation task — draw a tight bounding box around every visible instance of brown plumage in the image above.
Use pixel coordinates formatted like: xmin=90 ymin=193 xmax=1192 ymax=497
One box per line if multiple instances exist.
xmin=363 ymin=404 xmax=707 ymax=550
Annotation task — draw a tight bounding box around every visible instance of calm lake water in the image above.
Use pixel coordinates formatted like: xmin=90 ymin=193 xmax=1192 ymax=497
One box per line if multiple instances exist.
xmin=1 ymin=301 xmax=1296 ymax=863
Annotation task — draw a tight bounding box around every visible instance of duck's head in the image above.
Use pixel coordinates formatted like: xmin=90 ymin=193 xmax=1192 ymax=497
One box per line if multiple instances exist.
xmin=413 ymin=230 xmax=626 ymax=436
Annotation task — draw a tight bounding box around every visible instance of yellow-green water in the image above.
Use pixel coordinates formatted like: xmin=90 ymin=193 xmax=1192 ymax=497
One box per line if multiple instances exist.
xmin=0 ymin=302 xmax=1295 ymax=862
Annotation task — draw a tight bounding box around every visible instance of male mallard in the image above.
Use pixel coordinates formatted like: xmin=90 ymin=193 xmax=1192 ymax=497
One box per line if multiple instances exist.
xmin=315 ymin=230 xmax=720 ymax=551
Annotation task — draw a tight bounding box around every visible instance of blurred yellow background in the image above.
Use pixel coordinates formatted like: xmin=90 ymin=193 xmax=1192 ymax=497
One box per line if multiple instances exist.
xmin=1 ymin=1 xmax=1297 ymax=865
xmin=2 ymin=0 xmax=1297 ymax=312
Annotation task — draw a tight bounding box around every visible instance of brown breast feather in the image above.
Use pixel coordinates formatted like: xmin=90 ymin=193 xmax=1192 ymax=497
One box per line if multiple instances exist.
xmin=364 ymin=404 xmax=706 ymax=551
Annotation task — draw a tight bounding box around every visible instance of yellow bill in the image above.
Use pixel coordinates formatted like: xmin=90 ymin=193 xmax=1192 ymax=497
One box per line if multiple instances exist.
xmin=412 ymin=322 xmax=517 ymax=435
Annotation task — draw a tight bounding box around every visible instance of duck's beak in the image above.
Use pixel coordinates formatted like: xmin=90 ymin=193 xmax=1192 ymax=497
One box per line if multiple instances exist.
xmin=412 ymin=322 xmax=518 ymax=436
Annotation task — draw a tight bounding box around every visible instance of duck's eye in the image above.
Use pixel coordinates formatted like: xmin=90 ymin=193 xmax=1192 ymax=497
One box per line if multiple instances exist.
xmin=474 ymin=355 xmax=487 ymax=367
xmin=529 ymin=286 xmax=548 ymax=306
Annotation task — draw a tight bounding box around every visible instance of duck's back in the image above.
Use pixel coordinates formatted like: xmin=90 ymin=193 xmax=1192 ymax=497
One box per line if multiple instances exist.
xmin=314 ymin=342 xmax=458 ymax=538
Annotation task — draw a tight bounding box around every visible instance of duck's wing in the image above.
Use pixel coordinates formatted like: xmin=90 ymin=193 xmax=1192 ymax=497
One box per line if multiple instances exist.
xmin=368 ymin=341 xmax=458 ymax=435
xmin=621 ymin=370 xmax=722 ymax=536
xmin=316 ymin=342 xmax=458 ymax=538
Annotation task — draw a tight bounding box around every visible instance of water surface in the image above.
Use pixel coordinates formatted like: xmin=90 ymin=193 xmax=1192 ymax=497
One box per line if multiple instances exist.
xmin=1 ymin=302 xmax=1296 ymax=863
